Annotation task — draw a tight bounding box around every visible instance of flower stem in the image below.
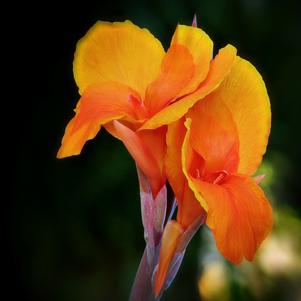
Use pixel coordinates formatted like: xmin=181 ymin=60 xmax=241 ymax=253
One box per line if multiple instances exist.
xmin=129 ymin=247 xmax=159 ymax=301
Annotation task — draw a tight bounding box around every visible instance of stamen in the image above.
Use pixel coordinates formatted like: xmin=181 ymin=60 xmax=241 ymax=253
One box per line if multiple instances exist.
xmin=213 ymin=170 xmax=229 ymax=185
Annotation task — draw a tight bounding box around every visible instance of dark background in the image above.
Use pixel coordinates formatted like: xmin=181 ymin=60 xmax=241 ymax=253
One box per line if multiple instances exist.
xmin=13 ymin=0 xmax=301 ymax=300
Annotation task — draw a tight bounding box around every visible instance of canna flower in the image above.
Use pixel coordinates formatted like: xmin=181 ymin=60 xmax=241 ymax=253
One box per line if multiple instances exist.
xmin=57 ymin=20 xmax=237 ymax=197
xmin=156 ymin=53 xmax=273 ymax=295
xmin=57 ymin=19 xmax=273 ymax=299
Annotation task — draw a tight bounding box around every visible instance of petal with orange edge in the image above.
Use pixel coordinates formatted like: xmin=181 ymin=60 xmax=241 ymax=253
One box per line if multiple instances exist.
xmin=192 ymin=175 xmax=273 ymax=263
xmin=144 ymin=44 xmax=195 ymax=115
xmin=74 ymin=21 xmax=165 ymax=96
xmin=165 ymin=120 xmax=187 ymax=203
xmin=57 ymin=118 xmax=101 ymax=159
xmin=141 ymin=44 xmax=237 ymax=130
xmin=178 ymin=182 xmax=205 ymax=229
xmin=170 ymin=24 xmax=213 ymax=96
xmin=145 ymin=24 xmax=213 ymax=114
xmin=182 ymin=118 xmax=208 ymax=211
xmin=211 ymin=57 xmax=271 ymax=175
xmin=113 ymin=121 xmax=164 ymax=197
xmin=187 ymin=96 xmax=239 ymax=174
xmin=57 ymin=82 xmax=139 ymax=158
xmin=165 ymin=119 xmax=204 ymax=228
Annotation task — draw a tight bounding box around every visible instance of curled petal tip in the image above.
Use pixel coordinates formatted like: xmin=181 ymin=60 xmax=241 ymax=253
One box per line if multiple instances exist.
xmin=192 ymin=14 xmax=197 ymax=27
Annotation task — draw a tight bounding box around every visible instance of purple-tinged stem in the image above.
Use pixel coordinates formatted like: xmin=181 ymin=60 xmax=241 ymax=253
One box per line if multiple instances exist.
xmin=129 ymin=166 xmax=205 ymax=300
xmin=129 ymin=167 xmax=171 ymax=301
xmin=129 ymin=247 xmax=157 ymax=301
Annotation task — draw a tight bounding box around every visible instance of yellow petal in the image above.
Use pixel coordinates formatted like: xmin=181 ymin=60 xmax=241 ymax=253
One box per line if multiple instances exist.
xmin=170 ymin=24 xmax=213 ymax=96
xmin=140 ymin=44 xmax=237 ymax=130
xmin=210 ymin=57 xmax=271 ymax=175
xmin=74 ymin=21 xmax=165 ymax=96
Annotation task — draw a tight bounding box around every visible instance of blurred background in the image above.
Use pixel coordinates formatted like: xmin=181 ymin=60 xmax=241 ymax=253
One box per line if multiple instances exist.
xmin=13 ymin=0 xmax=301 ymax=300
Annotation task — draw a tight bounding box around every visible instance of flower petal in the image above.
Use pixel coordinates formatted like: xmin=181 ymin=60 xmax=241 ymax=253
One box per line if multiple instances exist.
xmin=192 ymin=175 xmax=273 ymax=263
xmin=182 ymin=118 xmax=208 ymax=211
xmin=57 ymin=82 xmax=138 ymax=158
xmin=165 ymin=120 xmax=187 ymax=205
xmin=74 ymin=21 xmax=165 ymax=96
xmin=170 ymin=24 xmax=213 ymax=96
xmin=155 ymin=220 xmax=184 ymax=297
xmin=165 ymin=120 xmax=205 ymax=228
xmin=57 ymin=119 xmax=101 ymax=159
xmin=138 ymin=127 xmax=167 ymax=179
xmin=140 ymin=44 xmax=237 ymax=130
xmin=144 ymin=24 xmax=213 ymax=115
xmin=211 ymin=57 xmax=271 ymax=175
xmin=187 ymin=96 xmax=239 ymax=175
xmin=113 ymin=121 xmax=165 ymax=197
xmin=144 ymin=44 xmax=195 ymax=115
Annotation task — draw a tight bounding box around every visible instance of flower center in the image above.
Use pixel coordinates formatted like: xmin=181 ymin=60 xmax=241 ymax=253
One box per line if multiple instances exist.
xmin=128 ymin=94 xmax=148 ymax=119
xmin=212 ymin=170 xmax=229 ymax=184
xmin=129 ymin=94 xmax=143 ymax=107
xmin=196 ymin=168 xmax=229 ymax=185
xmin=190 ymin=150 xmax=229 ymax=185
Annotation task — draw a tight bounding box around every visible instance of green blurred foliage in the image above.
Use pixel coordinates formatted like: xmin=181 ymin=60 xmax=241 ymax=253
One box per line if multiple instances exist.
xmin=13 ymin=0 xmax=301 ymax=300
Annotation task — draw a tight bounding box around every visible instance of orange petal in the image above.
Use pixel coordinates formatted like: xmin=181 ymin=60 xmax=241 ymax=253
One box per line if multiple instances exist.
xmin=170 ymin=24 xmax=213 ymax=96
xmin=192 ymin=175 xmax=273 ymax=263
xmin=144 ymin=44 xmax=195 ymax=115
xmin=144 ymin=24 xmax=213 ymax=115
xmin=113 ymin=121 xmax=164 ymax=197
xmin=165 ymin=120 xmax=204 ymax=228
xmin=178 ymin=182 xmax=205 ymax=229
xmin=140 ymin=44 xmax=237 ymax=130
xmin=74 ymin=21 xmax=165 ymax=96
xmin=187 ymin=95 xmax=239 ymax=175
xmin=57 ymin=118 xmax=101 ymax=159
xmin=165 ymin=120 xmax=187 ymax=205
xmin=211 ymin=57 xmax=271 ymax=175
xmin=57 ymin=82 xmax=138 ymax=158
xmin=155 ymin=221 xmax=184 ymax=297
xmin=138 ymin=127 xmax=167 ymax=180
xmin=182 ymin=118 xmax=208 ymax=211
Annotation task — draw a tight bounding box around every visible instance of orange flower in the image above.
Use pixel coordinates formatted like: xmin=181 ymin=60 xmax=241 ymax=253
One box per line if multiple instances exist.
xmin=159 ymin=55 xmax=273 ymax=284
xmin=57 ymin=20 xmax=273 ymax=298
xmin=57 ymin=20 xmax=237 ymax=197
